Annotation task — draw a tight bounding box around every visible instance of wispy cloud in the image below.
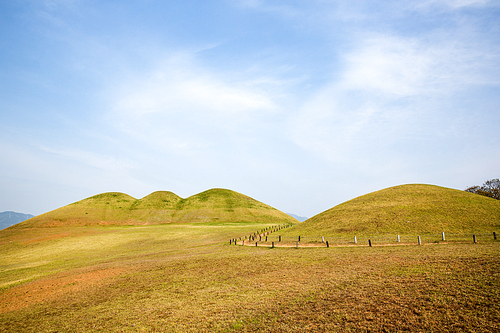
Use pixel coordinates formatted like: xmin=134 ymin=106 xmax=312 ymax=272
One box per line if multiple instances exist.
xmin=37 ymin=146 xmax=138 ymax=174
xmin=341 ymin=36 xmax=434 ymax=97
xmin=289 ymin=24 xmax=500 ymax=171
xmin=107 ymin=54 xmax=282 ymax=154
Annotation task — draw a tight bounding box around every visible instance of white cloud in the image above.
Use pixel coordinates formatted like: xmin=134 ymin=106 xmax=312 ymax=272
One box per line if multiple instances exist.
xmin=115 ymin=71 xmax=275 ymax=118
xmin=107 ymin=55 xmax=281 ymax=154
xmin=341 ymin=33 xmax=500 ymax=96
xmin=289 ymin=28 xmax=500 ymax=172
xmin=342 ymin=36 xmax=433 ymax=97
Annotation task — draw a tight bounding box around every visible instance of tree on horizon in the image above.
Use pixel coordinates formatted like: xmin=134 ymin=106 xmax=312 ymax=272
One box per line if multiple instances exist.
xmin=465 ymin=178 xmax=500 ymax=200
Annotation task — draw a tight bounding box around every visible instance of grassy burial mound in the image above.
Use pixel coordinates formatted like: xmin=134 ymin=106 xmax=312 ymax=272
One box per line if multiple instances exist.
xmin=129 ymin=191 xmax=182 ymax=223
xmin=172 ymin=188 xmax=297 ymax=224
xmin=13 ymin=189 xmax=296 ymax=228
xmin=291 ymin=184 xmax=500 ymax=237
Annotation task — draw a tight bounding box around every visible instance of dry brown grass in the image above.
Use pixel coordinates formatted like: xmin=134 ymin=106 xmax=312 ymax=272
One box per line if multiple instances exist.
xmin=1 ymin=224 xmax=499 ymax=332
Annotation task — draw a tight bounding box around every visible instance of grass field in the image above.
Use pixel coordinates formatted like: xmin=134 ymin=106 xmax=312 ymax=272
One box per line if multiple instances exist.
xmin=1 ymin=223 xmax=499 ymax=332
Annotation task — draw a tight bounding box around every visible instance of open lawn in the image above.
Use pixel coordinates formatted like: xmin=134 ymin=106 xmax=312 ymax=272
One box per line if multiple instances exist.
xmin=1 ymin=223 xmax=499 ymax=332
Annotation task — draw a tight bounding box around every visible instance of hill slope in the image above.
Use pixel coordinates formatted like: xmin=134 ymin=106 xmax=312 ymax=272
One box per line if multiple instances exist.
xmin=293 ymin=184 xmax=500 ymax=236
xmin=172 ymin=188 xmax=296 ymax=224
xmin=14 ymin=189 xmax=296 ymax=228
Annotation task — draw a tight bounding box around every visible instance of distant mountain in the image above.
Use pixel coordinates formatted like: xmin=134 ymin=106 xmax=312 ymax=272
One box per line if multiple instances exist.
xmin=0 ymin=211 xmax=34 ymax=230
xmin=286 ymin=213 xmax=307 ymax=222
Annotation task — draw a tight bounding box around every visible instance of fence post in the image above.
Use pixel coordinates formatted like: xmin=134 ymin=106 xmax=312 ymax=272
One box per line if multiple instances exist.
xmin=473 ymin=234 xmax=477 ymax=243
xmin=418 ymin=236 xmax=422 ymax=245
xmin=326 ymin=241 xmax=329 ymax=248
xmin=272 ymin=241 xmax=274 ymax=248
xmin=368 ymin=239 xmax=372 ymax=247
xmin=442 ymin=232 xmax=445 ymax=241
xmin=298 ymin=236 xmax=301 ymax=242
xmin=256 ymin=242 xmax=258 ymax=247
xmin=266 ymin=236 xmax=268 ymax=242
xmin=279 ymin=235 xmax=281 ymax=242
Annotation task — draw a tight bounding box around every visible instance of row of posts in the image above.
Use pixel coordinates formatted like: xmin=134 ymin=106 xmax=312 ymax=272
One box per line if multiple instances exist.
xmin=231 ymin=231 xmax=497 ymax=246
xmin=229 ymin=224 xmax=292 ymax=245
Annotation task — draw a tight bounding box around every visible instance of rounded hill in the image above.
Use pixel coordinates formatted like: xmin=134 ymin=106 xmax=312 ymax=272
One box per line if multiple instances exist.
xmin=172 ymin=188 xmax=297 ymax=224
xmin=133 ymin=191 xmax=182 ymax=209
xmin=292 ymin=184 xmax=500 ymax=236
xmin=14 ymin=189 xmax=297 ymax=227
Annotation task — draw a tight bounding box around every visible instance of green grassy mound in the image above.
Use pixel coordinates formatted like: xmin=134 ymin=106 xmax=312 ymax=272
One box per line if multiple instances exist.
xmin=291 ymin=184 xmax=500 ymax=236
xmin=14 ymin=189 xmax=297 ymax=227
xmin=172 ymin=188 xmax=295 ymax=224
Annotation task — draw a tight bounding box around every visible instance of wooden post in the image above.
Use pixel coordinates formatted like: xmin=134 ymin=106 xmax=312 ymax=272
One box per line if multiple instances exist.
xmin=354 ymin=236 xmax=357 ymax=244
xmin=418 ymin=236 xmax=422 ymax=245
xmin=473 ymin=234 xmax=477 ymax=243
xmin=256 ymin=242 xmax=258 ymax=247
xmin=397 ymin=235 xmax=400 ymax=242
xmin=326 ymin=241 xmax=329 ymax=248
xmin=298 ymin=236 xmax=301 ymax=242
xmin=279 ymin=235 xmax=281 ymax=242
xmin=368 ymin=239 xmax=372 ymax=247
xmin=272 ymin=242 xmax=274 ymax=248
xmin=442 ymin=232 xmax=445 ymax=241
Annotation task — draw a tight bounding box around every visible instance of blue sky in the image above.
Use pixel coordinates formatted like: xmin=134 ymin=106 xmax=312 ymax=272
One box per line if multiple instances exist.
xmin=1 ymin=0 xmax=499 ymax=217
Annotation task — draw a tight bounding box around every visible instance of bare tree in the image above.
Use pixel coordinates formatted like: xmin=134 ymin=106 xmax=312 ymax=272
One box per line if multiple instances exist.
xmin=465 ymin=178 xmax=500 ymax=200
